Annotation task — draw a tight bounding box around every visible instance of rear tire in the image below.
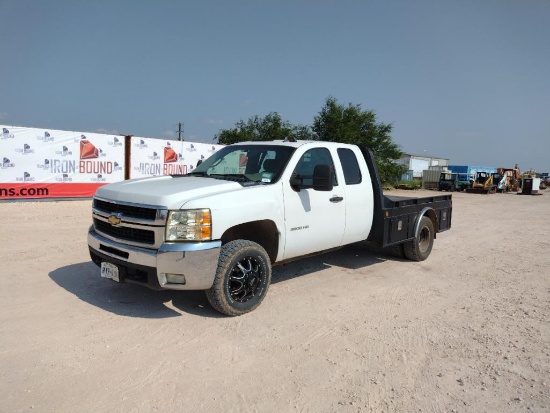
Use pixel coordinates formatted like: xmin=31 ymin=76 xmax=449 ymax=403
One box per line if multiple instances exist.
xmin=404 ymin=216 xmax=435 ymax=262
xmin=206 ymin=240 xmax=271 ymax=316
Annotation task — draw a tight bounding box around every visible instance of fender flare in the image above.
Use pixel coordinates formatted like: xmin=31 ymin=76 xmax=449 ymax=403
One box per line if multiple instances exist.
xmin=413 ymin=207 xmax=438 ymax=238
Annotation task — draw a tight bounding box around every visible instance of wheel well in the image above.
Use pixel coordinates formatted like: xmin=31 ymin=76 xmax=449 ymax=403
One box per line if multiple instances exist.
xmin=221 ymin=220 xmax=279 ymax=263
xmin=422 ymin=209 xmax=438 ymax=237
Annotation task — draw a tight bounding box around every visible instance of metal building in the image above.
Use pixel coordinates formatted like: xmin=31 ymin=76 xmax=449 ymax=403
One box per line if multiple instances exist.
xmin=398 ymin=153 xmax=450 ymax=179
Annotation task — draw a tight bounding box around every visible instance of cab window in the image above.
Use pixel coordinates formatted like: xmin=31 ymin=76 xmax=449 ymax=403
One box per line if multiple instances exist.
xmin=337 ymin=148 xmax=362 ymax=185
xmin=292 ymin=148 xmax=338 ymax=187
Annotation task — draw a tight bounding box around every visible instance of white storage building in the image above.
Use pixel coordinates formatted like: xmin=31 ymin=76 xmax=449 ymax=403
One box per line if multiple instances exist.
xmin=398 ymin=153 xmax=449 ymax=179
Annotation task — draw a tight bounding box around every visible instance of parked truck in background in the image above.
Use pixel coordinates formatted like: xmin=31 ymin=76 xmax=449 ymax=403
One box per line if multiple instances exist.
xmin=438 ymin=172 xmax=471 ymax=192
xmin=88 ymin=140 xmax=452 ymax=316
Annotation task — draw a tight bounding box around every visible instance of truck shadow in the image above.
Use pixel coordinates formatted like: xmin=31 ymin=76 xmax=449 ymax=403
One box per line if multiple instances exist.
xmin=48 ymin=262 xmax=223 ymax=319
xmin=272 ymin=241 xmax=399 ymax=284
xmin=49 ymin=242 xmax=401 ymax=319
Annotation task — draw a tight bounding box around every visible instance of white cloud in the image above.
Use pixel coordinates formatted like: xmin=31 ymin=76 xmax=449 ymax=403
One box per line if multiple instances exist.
xmin=0 ymin=112 xmax=9 ymax=120
xmin=207 ymin=119 xmax=224 ymax=125
xmin=242 ymin=99 xmax=254 ymax=106
xmin=163 ymin=129 xmax=176 ymax=138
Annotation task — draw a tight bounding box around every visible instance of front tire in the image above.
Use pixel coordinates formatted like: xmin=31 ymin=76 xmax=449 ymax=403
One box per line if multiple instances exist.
xmin=206 ymin=240 xmax=272 ymax=316
xmin=404 ymin=216 xmax=435 ymax=261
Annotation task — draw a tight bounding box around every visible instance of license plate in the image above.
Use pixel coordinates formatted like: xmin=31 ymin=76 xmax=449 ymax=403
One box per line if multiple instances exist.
xmin=100 ymin=262 xmax=120 ymax=282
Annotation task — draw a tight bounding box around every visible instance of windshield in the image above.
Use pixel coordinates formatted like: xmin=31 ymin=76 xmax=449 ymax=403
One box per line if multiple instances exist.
xmin=189 ymin=144 xmax=295 ymax=184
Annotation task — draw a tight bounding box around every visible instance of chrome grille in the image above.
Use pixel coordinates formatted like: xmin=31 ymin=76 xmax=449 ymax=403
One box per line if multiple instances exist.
xmin=93 ymin=199 xmax=157 ymax=220
xmin=94 ymin=218 xmax=155 ymax=245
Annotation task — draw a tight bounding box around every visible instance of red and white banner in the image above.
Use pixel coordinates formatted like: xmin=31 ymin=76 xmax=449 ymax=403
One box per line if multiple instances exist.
xmin=1 ymin=125 xmax=125 ymax=199
xmin=129 ymin=137 xmax=222 ymax=179
xmin=1 ymin=125 xmax=223 ymax=200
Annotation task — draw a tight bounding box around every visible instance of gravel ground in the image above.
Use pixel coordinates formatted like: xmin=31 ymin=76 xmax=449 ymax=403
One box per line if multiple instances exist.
xmin=1 ymin=189 xmax=549 ymax=413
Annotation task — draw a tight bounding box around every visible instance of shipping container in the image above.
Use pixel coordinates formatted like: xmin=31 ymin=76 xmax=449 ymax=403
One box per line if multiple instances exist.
xmin=448 ymin=165 xmax=497 ymax=180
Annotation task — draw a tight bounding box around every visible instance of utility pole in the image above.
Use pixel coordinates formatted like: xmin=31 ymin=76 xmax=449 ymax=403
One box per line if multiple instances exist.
xmin=177 ymin=122 xmax=184 ymax=141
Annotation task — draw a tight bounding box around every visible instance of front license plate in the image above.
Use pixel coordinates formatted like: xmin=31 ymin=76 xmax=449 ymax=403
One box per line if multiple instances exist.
xmin=100 ymin=262 xmax=120 ymax=282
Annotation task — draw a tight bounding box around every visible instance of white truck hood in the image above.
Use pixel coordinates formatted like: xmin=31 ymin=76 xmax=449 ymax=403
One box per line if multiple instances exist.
xmin=94 ymin=175 xmax=243 ymax=210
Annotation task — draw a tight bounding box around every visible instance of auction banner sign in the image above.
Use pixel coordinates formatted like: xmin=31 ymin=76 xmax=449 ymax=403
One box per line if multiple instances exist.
xmin=1 ymin=125 xmax=224 ymax=200
xmin=129 ymin=137 xmax=222 ymax=179
xmin=1 ymin=125 xmax=125 ymax=199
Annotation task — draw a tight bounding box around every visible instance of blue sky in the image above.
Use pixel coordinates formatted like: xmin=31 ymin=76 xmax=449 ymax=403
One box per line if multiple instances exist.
xmin=1 ymin=0 xmax=549 ymax=171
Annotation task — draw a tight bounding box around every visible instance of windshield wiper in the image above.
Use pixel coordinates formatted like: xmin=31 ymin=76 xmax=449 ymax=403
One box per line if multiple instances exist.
xmin=210 ymin=173 xmax=254 ymax=182
xmin=185 ymin=171 xmax=208 ymax=177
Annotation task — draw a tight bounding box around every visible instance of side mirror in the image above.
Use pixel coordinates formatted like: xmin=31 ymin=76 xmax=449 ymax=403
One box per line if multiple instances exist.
xmin=312 ymin=164 xmax=333 ymax=191
xmin=290 ymin=164 xmax=333 ymax=192
xmin=289 ymin=174 xmax=303 ymax=191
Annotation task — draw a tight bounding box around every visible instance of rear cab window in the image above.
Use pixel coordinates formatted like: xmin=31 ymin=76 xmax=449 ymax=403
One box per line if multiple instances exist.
xmin=337 ymin=148 xmax=362 ymax=185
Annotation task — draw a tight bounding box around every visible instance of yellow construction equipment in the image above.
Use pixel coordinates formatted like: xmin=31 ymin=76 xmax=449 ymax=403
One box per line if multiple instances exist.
xmin=492 ymin=172 xmax=510 ymax=192
xmin=497 ymin=165 xmax=521 ymax=192
xmin=465 ymin=171 xmax=497 ymax=194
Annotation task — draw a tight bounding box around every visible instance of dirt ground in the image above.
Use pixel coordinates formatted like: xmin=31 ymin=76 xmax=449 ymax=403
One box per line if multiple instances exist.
xmin=1 ymin=189 xmax=549 ymax=413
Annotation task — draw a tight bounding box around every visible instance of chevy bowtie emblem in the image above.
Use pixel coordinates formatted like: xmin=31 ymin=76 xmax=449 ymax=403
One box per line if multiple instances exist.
xmin=108 ymin=214 xmax=122 ymax=226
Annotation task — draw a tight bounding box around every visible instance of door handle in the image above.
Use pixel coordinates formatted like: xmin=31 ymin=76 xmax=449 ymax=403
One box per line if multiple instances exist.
xmin=330 ymin=196 xmax=344 ymax=203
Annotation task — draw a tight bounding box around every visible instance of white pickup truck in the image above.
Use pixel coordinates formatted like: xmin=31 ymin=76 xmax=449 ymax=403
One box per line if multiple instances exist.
xmin=88 ymin=140 xmax=452 ymax=316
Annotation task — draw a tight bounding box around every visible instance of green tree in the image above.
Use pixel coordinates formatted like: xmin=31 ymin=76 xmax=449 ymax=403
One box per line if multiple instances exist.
xmin=312 ymin=97 xmax=405 ymax=184
xmin=292 ymin=124 xmax=315 ymax=141
xmin=215 ymin=98 xmax=405 ymax=184
xmin=215 ymin=112 xmax=314 ymax=144
xmin=216 ymin=112 xmax=295 ymax=145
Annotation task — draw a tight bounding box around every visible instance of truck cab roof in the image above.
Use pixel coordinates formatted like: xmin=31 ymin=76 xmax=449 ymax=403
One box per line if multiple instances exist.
xmin=230 ymin=140 xmax=358 ymax=150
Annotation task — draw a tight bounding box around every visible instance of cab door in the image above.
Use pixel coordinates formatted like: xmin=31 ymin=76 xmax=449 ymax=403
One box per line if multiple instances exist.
xmin=282 ymin=147 xmax=346 ymax=260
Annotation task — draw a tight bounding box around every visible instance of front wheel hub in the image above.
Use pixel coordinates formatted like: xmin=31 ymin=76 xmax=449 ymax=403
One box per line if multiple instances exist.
xmin=229 ymin=257 xmax=264 ymax=302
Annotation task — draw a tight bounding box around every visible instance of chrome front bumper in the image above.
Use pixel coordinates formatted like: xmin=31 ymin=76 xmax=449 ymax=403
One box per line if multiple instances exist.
xmin=87 ymin=227 xmax=221 ymax=290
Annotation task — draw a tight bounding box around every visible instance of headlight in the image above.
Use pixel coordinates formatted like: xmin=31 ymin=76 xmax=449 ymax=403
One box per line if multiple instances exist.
xmin=166 ymin=209 xmax=212 ymax=241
